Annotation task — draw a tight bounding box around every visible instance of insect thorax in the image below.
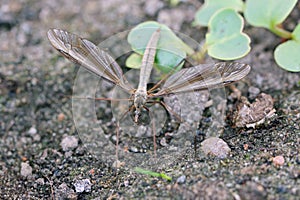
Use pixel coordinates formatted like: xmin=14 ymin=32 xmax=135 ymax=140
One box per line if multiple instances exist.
xmin=134 ymin=91 xmax=147 ymax=109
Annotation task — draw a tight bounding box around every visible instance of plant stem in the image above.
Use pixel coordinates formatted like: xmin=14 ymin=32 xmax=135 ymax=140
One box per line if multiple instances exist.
xmin=270 ymin=25 xmax=292 ymax=39
xmin=191 ymin=43 xmax=208 ymax=63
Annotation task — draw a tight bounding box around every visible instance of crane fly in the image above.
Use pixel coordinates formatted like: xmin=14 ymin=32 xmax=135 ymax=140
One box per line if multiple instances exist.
xmin=47 ymin=28 xmax=251 ymax=156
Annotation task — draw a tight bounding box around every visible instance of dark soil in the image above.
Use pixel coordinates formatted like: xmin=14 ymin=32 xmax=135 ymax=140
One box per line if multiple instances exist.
xmin=0 ymin=0 xmax=299 ymax=199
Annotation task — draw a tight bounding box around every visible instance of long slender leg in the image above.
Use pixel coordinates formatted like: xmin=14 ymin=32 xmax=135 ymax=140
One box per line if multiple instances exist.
xmin=114 ymin=105 xmax=135 ymax=166
xmin=152 ymin=117 xmax=156 ymax=158
xmin=142 ymin=106 xmax=157 ymax=158
xmin=148 ymin=100 xmax=183 ymax=123
xmin=118 ymin=104 xmax=134 ymax=121
xmin=116 ymin=120 xmax=120 ymax=162
xmin=148 ymin=100 xmax=195 ymax=145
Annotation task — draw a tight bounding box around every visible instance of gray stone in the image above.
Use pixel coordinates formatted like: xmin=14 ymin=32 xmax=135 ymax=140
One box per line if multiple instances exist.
xmin=60 ymin=136 xmax=78 ymax=151
xmin=201 ymin=137 xmax=231 ymax=159
xmin=176 ymin=175 xmax=186 ymax=184
xmin=20 ymin=162 xmax=32 ymax=178
xmin=73 ymin=179 xmax=92 ymax=193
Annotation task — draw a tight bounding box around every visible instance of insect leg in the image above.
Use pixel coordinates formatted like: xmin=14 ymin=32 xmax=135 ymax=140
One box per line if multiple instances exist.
xmin=142 ymin=105 xmax=157 ymax=158
xmin=149 ymin=100 xmax=183 ymax=123
xmin=116 ymin=120 xmax=120 ymax=162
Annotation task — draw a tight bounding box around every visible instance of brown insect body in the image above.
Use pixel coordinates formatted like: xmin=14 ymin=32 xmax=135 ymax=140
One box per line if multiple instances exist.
xmin=133 ymin=29 xmax=160 ymax=123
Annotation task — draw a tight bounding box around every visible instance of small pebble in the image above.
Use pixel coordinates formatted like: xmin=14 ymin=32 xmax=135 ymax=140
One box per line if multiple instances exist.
xmin=32 ymin=134 xmax=41 ymax=142
xmin=124 ymin=180 xmax=129 ymax=187
xmin=35 ymin=178 xmax=45 ymax=185
xmin=73 ymin=179 xmax=92 ymax=193
xmin=57 ymin=113 xmax=65 ymax=121
xmin=176 ymin=175 xmax=186 ymax=184
xmin=89 ymin=168 xmax=95 ymax=176
xmin=243 ymin=144 xmax=249 ymax=151
xmin=160 ymin=137 xmax=168 ymax=146
xmin=21 ymin=156 xmax=27 ymax=161
xmin=112 ymin=160 xmax=125 ymax=168
xmin=272 ymin=155 xmax=285 ymax=166
xmin=130 ymin=146 xmax=139 ymax=153
xmin=60 ymin=136 xmax=78 ymax=152
xmin=28 ymin=127 xmax=37 ymax=135
xmin=64 ymin=151 xmax=73 ymax=158
xmin=55 ymin=183 xmax=77 ymax=199
xmin=31 ymin=77 xmax=38 ymax=86
xmin=20 ymin=162 xmax=32 ymax=178
xmin=248 ymin=86 xmax=260 ymax=99
xmin=201 ymin=137 xmax=231 ymax=159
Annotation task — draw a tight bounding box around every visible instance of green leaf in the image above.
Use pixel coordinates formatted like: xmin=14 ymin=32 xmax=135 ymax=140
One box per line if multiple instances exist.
xmin=274 ymin=41 xmax=300 ymax=72
xmin=194 ymin=0 xmax=244 ymax=26
xmin=125 ymin=50 xmax=185 ymax=74
xmin=160 ymin=173 xmax=172 ymax=181
xmin=125 ymin=53 xmax=142 ymax=69
xmin=155 ymin=48 xmax=185 ymax=74
xmin=206 ymin=8 xmax=251 ymax=60
xmin=245 ymin=0 xmax=297 ymax=28
xmin=169 ymin=0 xmax=180 ymax=7
xmin=127 ymin=21 xmax=194 ymax=73
xmin=274 ymin=24 xmax=300 ymax=72
xmin=292 ymin=24 xmax=300 ymax=41
xmin=134 ymin=167 xmax=172 ymax=181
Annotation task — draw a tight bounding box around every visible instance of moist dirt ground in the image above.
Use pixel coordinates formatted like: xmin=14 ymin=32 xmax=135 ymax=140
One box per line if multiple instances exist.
xmin=0 ymin=0 xmax=299 ymax=199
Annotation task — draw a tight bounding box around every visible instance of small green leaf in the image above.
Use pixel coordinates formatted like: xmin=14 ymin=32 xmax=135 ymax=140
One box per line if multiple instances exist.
xmin=127 ymin=21 xmax=194 ymax=73
xmin=155 ymin=48 xmax=185 ymax=74
xmin=134 ymin=167 xmax=172 ymax=181
xmin=194 ymin=0 xmax=244 ymax=26
xmin=169 ymin=0 xmax=180 ymax=7
xmin=274 ymin=41 xmax=300 ymax=72
xmin=245 ymin=0 xmax=297 ymax=29
xmin=292 ymin=24 xmax=300 ymax=41
xmin=206 ymin=9 xmax=251 ymax=60
xmin=274 ymin=24 xmax=300 ymax=72
xmin=125 ymin=53 xmax=142 ymax=69
xmin=160 ymin=173 xmax=172 ymax=181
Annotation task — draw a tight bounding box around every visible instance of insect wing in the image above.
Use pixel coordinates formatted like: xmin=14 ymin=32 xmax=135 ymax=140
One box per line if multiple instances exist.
xmin=152 ymin=62 xmax=250 ymax=97
xmin=47 ymin=29 xmax=133 ymax=92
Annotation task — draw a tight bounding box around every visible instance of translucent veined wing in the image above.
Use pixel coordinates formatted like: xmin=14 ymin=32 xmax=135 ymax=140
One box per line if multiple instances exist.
xmin=151 ymin=62 xmax=251 ymax=97
xmin=47 ymin=28 xmax=133 ymax=92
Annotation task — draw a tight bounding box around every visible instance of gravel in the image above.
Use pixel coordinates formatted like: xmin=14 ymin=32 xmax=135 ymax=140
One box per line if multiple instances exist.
xmin=0 ymin=0 xmax=299 ymax=199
